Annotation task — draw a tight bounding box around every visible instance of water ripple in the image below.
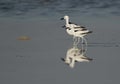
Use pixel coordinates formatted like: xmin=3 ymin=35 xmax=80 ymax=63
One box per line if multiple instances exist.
xmin=0 ymin=0 xmax=120 ymax=17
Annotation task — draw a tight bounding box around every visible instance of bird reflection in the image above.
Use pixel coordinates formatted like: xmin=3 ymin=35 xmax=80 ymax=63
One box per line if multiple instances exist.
xmin=61 ymin=44 xmax=93 ymax=68
xmin=61 ymin=15 xmax=93 ymax=68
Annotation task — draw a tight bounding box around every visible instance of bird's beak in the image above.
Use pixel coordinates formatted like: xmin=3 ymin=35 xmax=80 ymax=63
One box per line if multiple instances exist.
xmin=61 ymin=58 xmax=65 ymax=61
xmin=62 ymin=25 xmax=66 ymax=28
xmin=60 ymin=18 xmax=64 ymax=20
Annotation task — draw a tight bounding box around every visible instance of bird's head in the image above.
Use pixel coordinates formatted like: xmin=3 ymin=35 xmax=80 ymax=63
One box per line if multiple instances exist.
xmin=60 ymin=15 xmax=69 ymax=20
xmin=61 ymin=58 xmax=71 ymax=66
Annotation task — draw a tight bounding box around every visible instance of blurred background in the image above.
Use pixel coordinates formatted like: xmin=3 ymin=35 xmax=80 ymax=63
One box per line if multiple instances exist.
xmin=0 ymin=0 xmax=120 ymax=84
xmin=0 ymin=0 xmax=120 ymax=17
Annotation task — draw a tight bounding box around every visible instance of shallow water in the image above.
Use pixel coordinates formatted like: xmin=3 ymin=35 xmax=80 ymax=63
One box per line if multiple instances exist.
xmin=0 ymin=0 xmax=120 ymax=84
xmin=0 ymin=0 xmax=120 ymax=17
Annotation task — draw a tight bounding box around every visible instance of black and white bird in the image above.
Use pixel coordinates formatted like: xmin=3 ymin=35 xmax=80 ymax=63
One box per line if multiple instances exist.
xmin=61 ymin=47 xmax=93 ymax=68
xmin=61 ymin=15 xmax=92 ymax=37
xmin=61 ymin=15 xmax=92 ymax=45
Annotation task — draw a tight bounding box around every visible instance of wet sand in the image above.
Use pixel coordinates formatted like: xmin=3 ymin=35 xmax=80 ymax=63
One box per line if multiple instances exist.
xmin=0 ymin=15 xmax=120 ymax=84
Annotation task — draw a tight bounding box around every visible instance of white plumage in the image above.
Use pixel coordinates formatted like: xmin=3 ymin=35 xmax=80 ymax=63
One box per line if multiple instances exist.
xmin=61 ymin=15 xmax=92 ymax=38
xmin=61 ymin=47 xmax=93 ymax=68
xmin=60 ymin=15 xmax=93 ymax=68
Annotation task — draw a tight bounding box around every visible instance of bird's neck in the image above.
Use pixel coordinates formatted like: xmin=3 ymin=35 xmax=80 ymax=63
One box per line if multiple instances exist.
xmin=70 ymin=57 xmax=75 ymax=68
xmin=65 ymin=18 xmax=69 ymax=26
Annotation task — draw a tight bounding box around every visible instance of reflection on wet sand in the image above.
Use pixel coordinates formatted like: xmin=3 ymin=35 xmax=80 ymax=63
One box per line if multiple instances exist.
xmin=61 ymin=43 xmax=93 ymax=68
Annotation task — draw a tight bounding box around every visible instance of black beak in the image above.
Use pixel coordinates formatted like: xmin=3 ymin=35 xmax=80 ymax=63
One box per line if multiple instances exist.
xmin=62 ymin=25 xmax=66 ymax=28
xmin=60 ymin=18 xmax=64 ymax=20
xmin=61 ymin=58 xmax=65 ymax=61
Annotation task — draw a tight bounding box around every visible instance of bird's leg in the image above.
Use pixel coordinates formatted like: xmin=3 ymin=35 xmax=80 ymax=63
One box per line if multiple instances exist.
xmin=73 ymin=36 xmax=75 ymax=46
xmin=82 ymin=37 xmax=88 ymax=55
xmin=76 ymin=37 xmax=80 ymax=46
xmin=80 ymin=37 xmax=88 ymax=55
xmin=73 ymin=36 xmax=77 ymax=48
xmin=81 ymin=37 xmax=84 ymax=55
